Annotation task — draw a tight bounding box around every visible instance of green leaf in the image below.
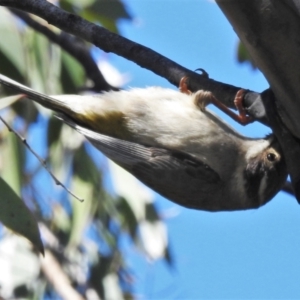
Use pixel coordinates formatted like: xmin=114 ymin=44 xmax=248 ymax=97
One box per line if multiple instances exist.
xmin=68 ymin=175 xmax=95 ymax=247
xmin=83 ymin=11 xmax=119 ymax=33
xmin=73 ymin=144 xmax=101 ymax=184
xmin=0 ymin=95 xmax=39 ymax=127
xmin=61 ymin=0 xmax=95 ymax=10
xmin=145 ymin=202 xmax=160 ymax=222
xmin=0 ymin=131 xmax=25 ymax=197
xmin=0 ymin=95 xmax=24 ymax=110
xmin=54 ymin=205 xmax=71 ymax=231
xmin=61 ymin=51 xmax=85 ymax=93
xmin=237 ymin=41 xmax=257 ymax=69
xmin=0 ymin=48 xmax=24 ymax=83
xmin=12 ymin=97 xmax=39 ymax=124
xmin=116 ymin=197 xmax=138 ymax=239
xmin=23 ymin=29 xmax=52 ymax=92
xmin=164 ymin=244 xmax=174 ymax=268
xmin=81 ymin=0 xmax=132 ymax=33
xmin=90 ymin=255 xmax=114 ymax=298
xmin=0 ymin=176 xmax=44 ymax=255
xmin=86 ymin=0 xmax=132 ymax=21
xmin=0 ymin=8 xmax=26 ymax=78
xmin=47 ymin=116 xmax=63 ymax=149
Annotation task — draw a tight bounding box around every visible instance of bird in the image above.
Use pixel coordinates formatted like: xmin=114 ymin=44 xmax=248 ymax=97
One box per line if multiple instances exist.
xmin=0 ymin=74 xmax=287 ymax=212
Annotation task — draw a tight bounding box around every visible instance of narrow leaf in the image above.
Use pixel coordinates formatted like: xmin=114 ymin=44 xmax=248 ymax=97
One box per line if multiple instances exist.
xmin=0 ymin=176 xmax=44 ymax=255
xmin=0 ymin=94 xmax=24 ymax=110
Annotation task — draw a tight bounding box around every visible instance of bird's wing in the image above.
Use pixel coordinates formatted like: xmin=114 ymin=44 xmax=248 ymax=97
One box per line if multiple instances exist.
xmin=58 ymin=114 xmax=221 ymax=209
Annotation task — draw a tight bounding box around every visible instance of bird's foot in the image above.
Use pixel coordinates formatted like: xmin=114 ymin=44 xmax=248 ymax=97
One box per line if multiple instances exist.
xmin=194 ymin=90 xmax=214 ymax=112
xmin=233 ymin=89 xmax=253 ymax=125
xmin=179 ymin=77 xmax=253 ymax=125
xmin=179 ymin=76 xmax=211 ymax=111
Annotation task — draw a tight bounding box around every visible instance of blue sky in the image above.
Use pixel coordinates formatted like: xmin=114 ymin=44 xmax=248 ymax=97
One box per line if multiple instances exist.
xmin=107 ymin=1 xmax=300 ymax=299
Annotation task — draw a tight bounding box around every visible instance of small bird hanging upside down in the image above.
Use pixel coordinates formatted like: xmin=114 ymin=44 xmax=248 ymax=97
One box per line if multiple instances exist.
xmin=0 ymin=74 xmax=287 ymax=211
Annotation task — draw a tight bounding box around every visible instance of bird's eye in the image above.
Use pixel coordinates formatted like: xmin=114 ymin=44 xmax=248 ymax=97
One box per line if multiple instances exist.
xmin=267 ymin=152 xmax=277 ymax=162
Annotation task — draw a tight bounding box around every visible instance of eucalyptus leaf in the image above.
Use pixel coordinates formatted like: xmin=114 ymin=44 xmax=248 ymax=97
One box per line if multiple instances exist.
xmin=237 ymin=41 xmax=257 ymax=69
xmin=0 ymin=95 xmax=24 ymax=110
xmin=0 ymin=176 xmax=44 ymax=254
xmin=61 ymin=51 xmax=85 ymax=93
xmin=0 ymin=94 xmax=38 ymax=131
xmin=145 ymin=202 xmax=160 ymax=222
xmin=108 ymin=160 xmax=154 ymax=221
xmin=164 ymin=244 xmax=174 ymax=267
xmin=73 ymin=144 xmax=101 ymax=184
xmin=81 ymin=11 xmax=119 ymax=33
xmin=90 ymin=255 xmax=114 ymax=299
xmin=61 ymin=0 xmax=95 ymax=10
xmin=0 ymin=131 xmax=25 ymax=197
xmin=48 ymin=126 xmax=69 ymax=179
xmin=68 ymin=176 xmax=94 ymax=247
xmin=23 ymin=29 xmax=50 ymax=92
xmin=47 ymin=116 xmax=63 ymax=149
xmin=80 ymin=0 xmax=132 ymax=33
xmin=0 ymin=8 xmax=26 ymax=77
xmin=0 ymin=48 xmax=23 ymax=82
xmin=12 ymin=97 xmax=39 ymax=124
xmin=116 ymin=197 xmax=138 ymax=239
xmin=85 ymin=0 xmax=131 ymax=21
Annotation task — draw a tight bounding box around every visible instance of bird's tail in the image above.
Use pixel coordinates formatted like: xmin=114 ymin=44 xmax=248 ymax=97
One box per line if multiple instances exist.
xmin=0 ymin=74 xmax=71 ymax=114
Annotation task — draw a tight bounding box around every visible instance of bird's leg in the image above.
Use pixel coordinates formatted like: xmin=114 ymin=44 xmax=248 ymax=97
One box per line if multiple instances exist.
xmin=203 ymin=89 xmax=254 ymax=125
xmin=179 ymin=77 xmax=253 ymax=125
xmin=233 ymin=89 xmax=253 ymax=125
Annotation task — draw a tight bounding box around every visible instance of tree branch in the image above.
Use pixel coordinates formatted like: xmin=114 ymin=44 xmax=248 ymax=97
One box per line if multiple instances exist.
xmin=215 ymin=0 xmax=300 ymax=203
xmin=9 ymin=8 xmax=116 ymax=92
xmin=216 ymin=0 xmax=300 ymax=138
xmin=261 ymin=89 xmax=300 ymax=203
xmin=5 ymin=0 xmax=299 ymax=199
xmin=41 ymin=249 xmax=85 ymax=300
xmin=0 ymin=0 xmax=268 ymax=124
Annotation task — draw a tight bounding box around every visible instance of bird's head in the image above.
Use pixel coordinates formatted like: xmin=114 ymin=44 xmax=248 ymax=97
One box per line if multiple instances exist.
xmin=244 ymin=135 xmax=287 ymax=206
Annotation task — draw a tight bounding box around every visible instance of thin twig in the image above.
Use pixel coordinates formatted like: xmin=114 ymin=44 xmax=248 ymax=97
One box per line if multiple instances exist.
xmin=0 ymin=116 xmax=84 ymax=202
xmin=40 ymin=249 xmax=85 ymax=300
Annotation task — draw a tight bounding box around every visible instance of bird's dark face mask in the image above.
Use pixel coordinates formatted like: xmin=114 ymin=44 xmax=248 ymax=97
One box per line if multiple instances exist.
xmin=244 ymin=137 xmax=287 ymax=205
